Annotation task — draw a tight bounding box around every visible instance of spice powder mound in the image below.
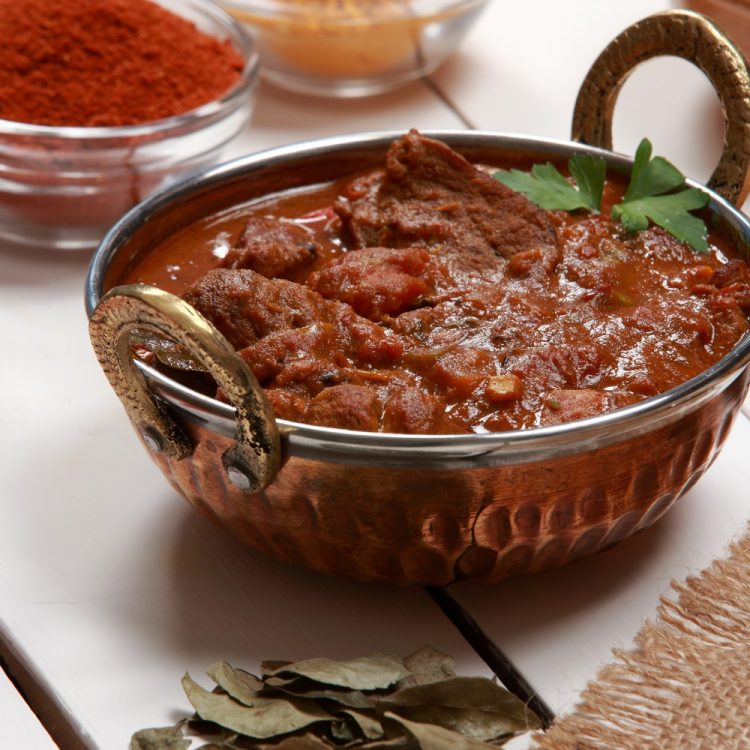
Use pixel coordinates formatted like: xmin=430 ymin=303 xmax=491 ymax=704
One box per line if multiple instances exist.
xmin=232 ymin=0 xmax=446 ymax=79
xmin=0 ymin=0 xmax=245 ymax=127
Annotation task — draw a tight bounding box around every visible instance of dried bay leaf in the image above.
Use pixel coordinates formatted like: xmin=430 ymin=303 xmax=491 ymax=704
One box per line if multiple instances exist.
xmin=135 ymin=650 xmax=540 ymax=750
xmin=400 ymin=647 xmax=456 ymax=687
xmin=187 ymin=719 xmax=234 ymax=738
xmin=257 ymin=735 xmax=332 ymax=750
xmin=371 ymin=742 xmax=416 ymax=750
xmin=337 ymin=709 xmax=384 ymax=740
xmin=130 ymin=725 xmax=191 ymax=750
xmin=356 ymin=739 xmax=414 ymax=750
xmin=182 ymin=674 xmax=332 ymax=739
xmin=285 ymin=688 xmax=373 ymax=711
xmin=377 ymin=677 xmax=541 ymax=741
xmin=261 ymin=660 xmax=294 ymax=676
xmin=264 ymin=676 xmax=298 ymax=689
xmin=329 ymin=718 xmax=358 ymax=744
xmin=207 ymin=662 xmax=263 ymax=707
xmin=196 ymin=733 xmax=273 ymax=750
xmin=266 ymin=654 xmax=411 ymax=691
xmin=381 ymin=713 xmax=497 ymax=750
xmin=263 ymin=676 xmax=375 ymax=710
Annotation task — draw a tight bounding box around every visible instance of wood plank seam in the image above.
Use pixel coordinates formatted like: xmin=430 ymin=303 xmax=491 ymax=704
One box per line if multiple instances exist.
xmin=1 ymin=635 xmax=90 ymax=750
xmin=424 ymin=585 xmax=556 ymax=728
xmin=421 ymin=76 xmax=477 ymax=129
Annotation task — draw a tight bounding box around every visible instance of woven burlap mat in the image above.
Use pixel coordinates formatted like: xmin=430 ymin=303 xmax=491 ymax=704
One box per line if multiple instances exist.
xmin=532 ymin=524 xmax=750 ymax=749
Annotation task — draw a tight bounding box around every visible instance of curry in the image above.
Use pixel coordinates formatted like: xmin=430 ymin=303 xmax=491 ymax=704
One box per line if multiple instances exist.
xmin=124 ymin=131 xmax=750 ymax=434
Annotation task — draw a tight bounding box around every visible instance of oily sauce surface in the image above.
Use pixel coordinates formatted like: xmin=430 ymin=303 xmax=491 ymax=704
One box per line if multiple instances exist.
xmin=123 ymin=133 xmax=750 ymax=434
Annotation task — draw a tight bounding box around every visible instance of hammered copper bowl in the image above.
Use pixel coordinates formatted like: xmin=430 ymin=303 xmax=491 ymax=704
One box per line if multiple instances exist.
xmin=86 ymin=11 xmax=750 ymax=585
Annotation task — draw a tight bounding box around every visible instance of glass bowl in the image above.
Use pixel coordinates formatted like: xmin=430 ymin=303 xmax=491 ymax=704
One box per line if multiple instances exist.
xmin=218 ymin=0 xmax=490 ymax=96
xmin=0 ymin=0 xmax=259 ymax=252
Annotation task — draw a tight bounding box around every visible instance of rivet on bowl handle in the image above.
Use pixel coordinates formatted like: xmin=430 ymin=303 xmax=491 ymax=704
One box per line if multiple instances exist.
xmin=89 ymin=284 xmax=281 ymax=493
xmin=572 ymin=9 xmax=750 ymax=206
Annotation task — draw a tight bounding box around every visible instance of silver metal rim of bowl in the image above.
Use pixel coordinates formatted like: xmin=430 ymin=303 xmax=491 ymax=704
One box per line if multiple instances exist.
xmin=85 ymin=129 xmax=750 ymax=469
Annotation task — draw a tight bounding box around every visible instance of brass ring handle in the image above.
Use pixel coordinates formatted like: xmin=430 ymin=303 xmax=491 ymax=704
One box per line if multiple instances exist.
xmin=89 ymin=284 xmax=281 ymax=493
xmin=572 ymin=10 xmax=750 ymax=206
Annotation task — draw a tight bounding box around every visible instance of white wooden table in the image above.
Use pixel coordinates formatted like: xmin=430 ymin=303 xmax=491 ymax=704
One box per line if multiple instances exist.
xmin=0 ymin=670 xmax=56 ymax=749
xmin=2 ymin=1 xmax=749 ymax=748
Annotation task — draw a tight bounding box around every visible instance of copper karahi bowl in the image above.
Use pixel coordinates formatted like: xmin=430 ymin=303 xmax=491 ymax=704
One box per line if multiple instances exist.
xmin=87 ymin=11 xmax=750 ymax=585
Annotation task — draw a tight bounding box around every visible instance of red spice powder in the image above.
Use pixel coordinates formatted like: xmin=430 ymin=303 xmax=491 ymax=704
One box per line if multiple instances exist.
xmin=0 ymin=0 xmax=245 ymax=127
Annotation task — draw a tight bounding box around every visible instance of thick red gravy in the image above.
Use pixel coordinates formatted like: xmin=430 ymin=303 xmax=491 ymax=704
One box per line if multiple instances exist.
xmin=123 ymin=133 xmax=750 ymax=434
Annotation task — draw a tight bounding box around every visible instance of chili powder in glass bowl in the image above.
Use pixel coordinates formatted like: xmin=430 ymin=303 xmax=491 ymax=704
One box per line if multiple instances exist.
xmin=0 ymin=0 xmax=259 ymax=251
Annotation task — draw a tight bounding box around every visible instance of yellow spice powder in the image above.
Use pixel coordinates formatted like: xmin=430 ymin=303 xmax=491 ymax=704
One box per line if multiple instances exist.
xmin=226 ymin=0 xmax=462 ymax=78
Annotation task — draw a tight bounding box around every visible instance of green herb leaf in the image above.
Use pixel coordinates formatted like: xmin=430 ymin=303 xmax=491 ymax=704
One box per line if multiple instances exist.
xmin=613 ymin=138 xmax=710 ymax=252
xmin=495 ymin=137 xmax=710 ymax=253
xmin=613 ymin=187 xmax=710 ymax=252
xmin=568 ymin=153 xmax=606 ymax=211
xmin=624 ymin=138 xmax=685 ymax=201
xmin=494 ymin=159 xmax=603 ymax=212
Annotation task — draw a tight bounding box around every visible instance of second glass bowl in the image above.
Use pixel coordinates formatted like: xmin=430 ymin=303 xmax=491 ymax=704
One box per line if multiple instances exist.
xmin=220 ymin=0 xmax=490 ymax=97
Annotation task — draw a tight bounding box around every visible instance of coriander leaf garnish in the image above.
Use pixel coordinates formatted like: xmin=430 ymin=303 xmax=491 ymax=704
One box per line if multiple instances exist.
xmin=612 ymin=188 xmax=710 ymax=252
xmin=494 ymin=138 xmax=711 ymax=253
xmin=568 ymin=152 xmax=606 ymax=211
xmin=613 ymin=138 xmax=710 ymax=252
xmin=624 ymin=138 xmax=685 ymax=201
xmin=494 ymin=157 xmax=603 ymax=212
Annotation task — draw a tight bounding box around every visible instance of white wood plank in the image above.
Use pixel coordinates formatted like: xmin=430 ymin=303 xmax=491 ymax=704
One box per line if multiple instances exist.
xmin=0 ymin=282 xmax=488 ymax=745
xmin=430 ymin=0 xmax=729 ymax=183
xmin=0 ymin=77 xmax=483 ymax=747
xmin=0 ymin=669 xmax=57 ymax=750
xmin=450 ymin=413 xmax=750 ymax=717
xmin=226 ymin=77 xmax=466 ymax=159
xmin=2 ymin=5 xmax=749 ymax=746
